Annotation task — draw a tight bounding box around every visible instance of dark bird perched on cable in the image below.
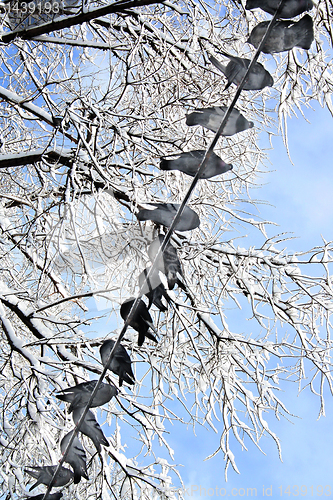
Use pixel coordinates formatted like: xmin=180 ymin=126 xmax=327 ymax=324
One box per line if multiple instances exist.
xmin=209 ymin=53 xmax=273 ymax=91
xmin=186 ymin=106 xmax=254 ymax=136
xmin=148 ymin=235 xmax=184 ymax=291
xmin=72 ymin=407 xmax=109 ymax=452
xmin=100 ymin=339 xmax=135 ymax=387
xmin=120 ymin=298 xmax=158 ymax=347
xmin=137 ymin=203 xmax=200 ymax=232
xmin=245 ymin=0 xmax=313 ymax=18
xmin=60 ymin=431 xmax=89 ymax=484
xmin=25 ymin=465 xmax=73 ymax=490
xmin=56 ymin=380 xmax=118 ymax=413
xmin=139 ymin=267 xmax=169 ymax=312
xmin=247 ymin=15 xmax=314 ymax=53
xmin=160 ymin=150 xmax=233 ymax=179
xmin=26 ymin=493 xmax=63 ymax=500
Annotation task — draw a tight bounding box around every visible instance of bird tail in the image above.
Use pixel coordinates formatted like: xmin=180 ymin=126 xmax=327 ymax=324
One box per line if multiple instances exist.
xmin=152 ymin=296 xmax=168 ymax=312
xmin=186 ymin=112 xmax=201 ymax=127
xmin=296 ymin=15 xmax=314 ymax=50
xmin=25 ymin=468 xmax=40 ymax=480
xmin=100 ymin=433 xmax=109 ymax=448
xmin=137 ymin=209 xmax=151 ymax=221
xmin=138 ymin=330 xmax=145 ymax=347
xmin=25 ymin=470 xmax=42 ymax=491
xmin=73 ymin=472 xmax=81 ymax=484
xmin=145 ymin=330 xmax=158 ymax=344
xmin=145 ymin=288 xmax=167 ymax=311
xmin=209 ymin=56 xmax=227 ymax=77
xmin=176 ymin=277 xmax=188 ymax=292
xmin=166 ymin=273 xmax=177 ymax=290
xmin=94 ymin=431 xmax=109 ymax=451
xmin=119 ymin=367 xmax=135 ymax=386
xmin=29 ymin=480 xmax=41 ymax=491
xmin=55 ymin=392 xmax=67 ymax=401
xmin=138 ymin=326 xmax=158 ymax=346
xmin=88 ymin=420 xmax=109 ymax=451
xmin=145 ymin=291 xmax=154 ymax=310
xmin=68 ymin=395 xmax=81 ymax=413
xmin=146 ymin=320 xmax=158 ymax=335
xmin=80 ymin=469 xmax=89 ymax=481
xmin=73 ymin=467 xmax=89 ymax=484
xmin=160 ymin=159 xmax=172 ymax=171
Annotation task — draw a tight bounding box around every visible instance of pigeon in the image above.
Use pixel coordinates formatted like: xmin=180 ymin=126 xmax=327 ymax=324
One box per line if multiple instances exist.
xmin=27 ymin=493 xmax=63 ymax=500
xmin=160 ymin=150 xmax=233 ymax=179
xmin=247 ymin=15 xmax=314 ymax=53
xmin=72 ymin=407 xmax=109 ymax=452
xmin=100 ymin=339 xmax=135 ymax=387
xmin=210 ymin=53 xmax=273 ymax=91
xmin=120 ymin=298 xmax=158 ymax=347
xmin=56 ymin=380 xmax=118 ymax=413
xmin=60 ymin=431 xmax=89 ymax=484
xmin=245 ymin=0 xmax=313 ymax=18
xmin=186 ymin=106 xmax=254 ymax=136
xmin=148 ymin=235 xmax=183 ymax=290
xmin=25 ymin=465 xmax=73 ymax=490
xmin=137 ymin=203 xmax=200 ymax=232
xmin=138 ymin=267 xmax=169 ymax=312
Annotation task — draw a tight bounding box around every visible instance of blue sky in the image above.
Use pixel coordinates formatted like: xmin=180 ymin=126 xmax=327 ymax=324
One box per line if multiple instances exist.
xmin=171 ymin=102 xmax=333 ymax=498
xmin=87 ymin=101 xmax=333 ymax=499
xmin=258 ymin=103 xmax=333 ymax=252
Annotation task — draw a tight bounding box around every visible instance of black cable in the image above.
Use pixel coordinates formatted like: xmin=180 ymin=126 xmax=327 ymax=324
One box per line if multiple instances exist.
xmin=41 ymin=1 xmax=286 ymax=497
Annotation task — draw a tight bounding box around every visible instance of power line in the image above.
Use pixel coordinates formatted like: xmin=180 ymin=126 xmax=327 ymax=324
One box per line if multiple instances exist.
xmin=41 ymin=1 xmax=285 ymax=497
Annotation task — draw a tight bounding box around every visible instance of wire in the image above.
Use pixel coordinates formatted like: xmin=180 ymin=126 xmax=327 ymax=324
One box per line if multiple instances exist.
xmin=41 ymin=0 xmax=286 ymax=497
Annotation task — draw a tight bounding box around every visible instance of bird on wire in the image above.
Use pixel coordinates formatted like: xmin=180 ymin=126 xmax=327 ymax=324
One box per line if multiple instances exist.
xmin=160 ymin=150 xmax=233 ymax=179
xmin=138 ymin=267 xmax=169 ymax=312
xmin=60 ymin=430 xmax=89 ymax=484
xmin=245 ymin=0 xmax=313 ymax=18
xmin=100 ymin=339 xmax=135 ymax=387
xmin=209 ymin=53 xmax=273 ymax=91
xmin=120 ymin=298 xmax=158 ymax=347
xmin=186 ymin=106 xmax=254 ymax=136
xmin=148 ymin=235 xmax=183 ymax=291
xmin=25 ymin=465 xmax=73 ymax=490
xmin=56 ymin=380 xmax=118 ymax=413
xmin=72 ymin=407 xmax=109 ymax=453
xmin=137 ymin=203 xmax=200 ymax=232
xmin=247 ymin=15 xmax=314 ymax=53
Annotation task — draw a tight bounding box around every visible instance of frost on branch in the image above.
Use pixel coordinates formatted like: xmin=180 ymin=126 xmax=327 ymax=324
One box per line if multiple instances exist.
xmin=0 ymin=1 xmax=332 ymax=498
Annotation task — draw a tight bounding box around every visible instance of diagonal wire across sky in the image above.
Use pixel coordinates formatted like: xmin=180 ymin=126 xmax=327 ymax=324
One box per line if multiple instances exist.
xmin=40 ymin=0 xmax=287 ymax=497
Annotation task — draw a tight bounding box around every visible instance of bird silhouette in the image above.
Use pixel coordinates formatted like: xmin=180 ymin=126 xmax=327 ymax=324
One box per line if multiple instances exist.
xmin=56 ymin=380 xmax=118 ymax=412
xmin=120 ymin=298 xmax=158 ymax=347
xmin=247 ymin=15 xmax=314 ymax=53
xmin=25 ymin=465 xmax=73 ymax=490
xmin=186 ymin=106 xmax=253 ymax=136
xmin=100 ymin=339 xmax=135 ymax=386
xmin=245 ymin=0 xmax=313 ymax=18
xmin=210 ymin=53 xmax=273 ymax=91
xmin=60 ymin=431 xmax=89 ymax=484
xmin=137 ymin=203 xmax=200 ymax=232
xmin=148 ymin=235 xmax=183 ymax=290
xmin=72 ymin=407 xmax=109 ymax=452
xmin=160 ymin=150 xmax=233 ymax=179
xmin=138 ymin=267 xmax=169 ymax=312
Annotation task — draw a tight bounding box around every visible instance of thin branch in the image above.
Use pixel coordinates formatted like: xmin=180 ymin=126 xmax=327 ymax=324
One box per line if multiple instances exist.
xmin=1 ymin=0 xmax=167 ymax=43
xmin=0 ymin=86 xmax=78 ymax=143
xmin=30 ymin=35 xmax=111 ymax=49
